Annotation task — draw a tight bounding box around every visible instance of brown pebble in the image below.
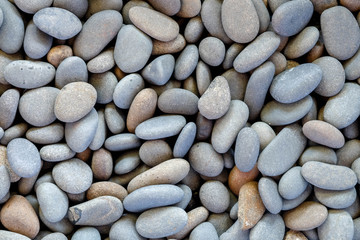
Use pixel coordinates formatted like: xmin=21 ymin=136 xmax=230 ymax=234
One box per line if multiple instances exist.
xmin=110 ymin=164 xmax=151 ymax=186
xmin=46 ymin=45 xmax=73 ymax=67
xmin=306 ymin=40 xmax=324 ymax=62
xmin=0 ymin=146 xmax=20 ymax=182
xmin=91 ymin=148 xmax=113 ymax=180
xmin=228 ymin=165 xmax=259 ymax=195
xmin=86 ymin=181 xmax=128 ymax=201
xmin=177 ymin=0 xmax=202 ymax=18
xmin=284 ymin=230 xmax=308 ymax=240
xmin=152 ymin=34 xmax=186 ymax=55
xmin=76 ymin=147 xmax=92 ymax=162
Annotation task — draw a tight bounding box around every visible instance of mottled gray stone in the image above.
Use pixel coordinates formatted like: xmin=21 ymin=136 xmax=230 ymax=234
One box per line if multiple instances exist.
xmin=23 ymin=20 xmax=53 ymax=59
xmin=258 ymin=177 xmax=282 ymax=214
xmin=279 ymin=166 xmax=309 ymax=200
xmin=318 ymin=210 xmax=354 ymax=240
xmin=189 ymin=222 xmax=219 ymax=240
xmin=71 ymin=227 xmax=101 ymax=240
xmin=199 ymin=181 xmax=230 ymax=213
xmin=249 ymin=214 xmax=285 ymax=240
xmin=314 ymin=187 xmax=356 ymax=209
xmin=158 ymin=88 xmax=199 ymax=115
xmin=142 ymin=54 xmax=175 ymax=86
xmin=104 ymin=133 xmax=141 ymax=152
xmin=113 ymin=73 xmax=145 ymax=109
xmin=87 ymin=48 xmax=115 ymax=74
xmin=55 ymin=56 xmax=88 ymax=89
xmin=26 ymin=123 xmax=64 ymax=145
xmin=0 ymin=89 xmax=19 ymax=129
xmin=173 ymin=122 xmax=197 ymax=158
xmin=174 ymin=44 xmax=199 ymax=80
xmin=109 ymin=214 xmax=145 ymax=240
xmin=235 ymin=127 xmax=259 ymax=172
xmin=89 ymin=72 xmax=117 ymax=105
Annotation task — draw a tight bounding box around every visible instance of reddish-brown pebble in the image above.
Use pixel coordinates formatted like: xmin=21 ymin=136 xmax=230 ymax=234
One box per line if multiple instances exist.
xmin=152 ymin=34 xmax=186 ymax=55
xmin=76 ymin=147 xmax=92 ymax=162
xmin=86 ymin=181 xmax=128 ymax=201
xmin=228 ymin=165 xmax=259 ymax=195
xmin=91 ymin=148 xmax=113 ymax=180
xmin=46 ymin=45 xmax=73 ymax=67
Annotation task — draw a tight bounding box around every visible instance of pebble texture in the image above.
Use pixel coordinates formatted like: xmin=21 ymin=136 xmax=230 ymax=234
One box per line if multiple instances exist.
xmin=318 ymin=210 xmax=354 ymax=240
xmin=249 ymin=213 xmax=285 ymax=240
xmin=303 ymin=120 xmax=345 ymax=148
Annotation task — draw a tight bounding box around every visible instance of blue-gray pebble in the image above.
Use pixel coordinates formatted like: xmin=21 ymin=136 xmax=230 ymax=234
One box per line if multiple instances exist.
xmin=113 ymin=73 xmax=145 ymax=109
xmin=318 ymin=210 xmax=354 ymax=240
xmin=278 ymin=166 xmax=308 ymax=200
xmin=189 ymin=222 xmax=219 ymax=240
xmin=258 ymin=177 xmax=282 ymax=214
xmin=109 ymin=214 xmax=146 ymax=240
xmin=71 ymin=227 xmax=101 ymax=240
xmin=173 ymin=122 xmax=197 ymax=158
xmin=249 ymin=213 xmax=285 ymax=240
xmin=142 ymin=54 xmax=175 ymax=85
xmin=314 ymin=187 xmax=357 ymax=209
xmin=104 ymin=133 xmax=141 ymax=152
xmin=23 ymin=20 xmax=53 ymax=59
xmin=55 ymin=56 xmax=88 ymax=89
xmin=235 ymin=127 xmax=260 ymax=172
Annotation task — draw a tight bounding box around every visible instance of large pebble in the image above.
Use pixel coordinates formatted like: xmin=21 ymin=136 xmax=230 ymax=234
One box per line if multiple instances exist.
xmin=139 ymin=140 xmax=172 ymax=166
xmin=301 ymin=161 xmax=357 ymax=190
xmin=235 ymin=127 xmax=260 ymax=172
xmin=185 ymin=16 xmax=204 ymax=43
xmin=90 ymin=72 xmax=117 ymax=105
xmin=68 ymin=196 xmax=123 ymax=226
xmin=258 ymin=177 xmax=282 ymax=214
xmin=174 ymin=44 xmax=199 ymax=80
xmin=321 ymin=6 xmax=360 ymax=60
xmin=105 ymin=103 xmax=125 ymax=134
xmin=199 ymin=37 xmax=225 ymax=66
xmin=0 ymin=165 xmax=10 ymax=200
xmin=74 ymin=10 xmax=123 ymax=61
xmin=87 ymin=48 xmax=115 ymax=74
xmin=0 ymin=230 xmax=31 ymax=240
xmin=299 ymin=145 xmax=337 ymax=166
xmin=0 ymin=50 xmax=23 ymax=85
xmin=23 ymin=20 xmax=53 ymax=59
xmin=4 ymin=60 xmax=55 ymax=89
xmin=147 ymin=0 xmax=181 ymax=16
xmin=114 ymin=24 xmax=152 ymax=73
xmin=200 ymin=181 xmax=230 ymax=214
xmin=173 ymin=122 xmax=197 ymax=158
xmin=249 ymin=213 xmax=285 ymax=240
xmin=258 ymin=124 xmax=307 ymax=176
xmin=270 ymin=63 xmax=322 ymax=103
xmin=314 ymin=187 xmax=357 ymax=209
xmin=0 ymin=89 xmax=19 ymax=129
xmin=303 ymin=120 xmax=345 ymax=148
xmin=113 ymin=73 xmax=145 ymax=109
xmin=318 ymin=210 xmax=354 ymax=240
xmin=53 ymin=0 xmax=88 ymax=18
xmin=282 ymin=185 xmax=313 ymax=211
xmin=141 ymin=54 xmax=175 ymax=86
xmin=109 ymin=215 xmax=145 ymax=240
xmin=189 ymin=222 xmax=219 ymax=240
xmin=26 ymin=123 xmax=64 ymax=145
xmin=158 ymin=88 xmax=198 ymax=115
xmin=278 ymin=166 xmax=308 ymax=200
xmin=54 ymin=82 xmax=97 ymax=123
xmin=136 ymin=207 xmax=188 ymax=238
xmin=55 ymin=56 xmax=88 ymax=89
xmin=40 ymin=143 xmax=75 ymax=162
xmin=284 ymin=26 xmax=319 ymax=59
xmin=344 ymin=48 xmax=360 ymax=81
xmin=33 ymin=7 xmax=82 ymax=40
xmin=104 ymin=133 xmax=141 ymax=152
xmin=52 ymin=158 xmax=93 ymax=194
xmin=14 ymin=0 xmax=52 ymax=14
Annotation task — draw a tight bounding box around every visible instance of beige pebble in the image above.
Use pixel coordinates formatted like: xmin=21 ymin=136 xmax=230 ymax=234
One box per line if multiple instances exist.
xmin=46 ymin=45 xmax=73 ymax=67
xmin=86 ymin=181 xmax=128 ymax=201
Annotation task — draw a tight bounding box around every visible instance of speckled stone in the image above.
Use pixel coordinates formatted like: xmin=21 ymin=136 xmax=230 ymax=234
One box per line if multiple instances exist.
xmin=284 ymin=26 xmax=319 ymax=59
xmin=104 ymin=133 xmax=141 ymax=152
xmin=318 ymin=210 xmax=354 ymax=240
xmin=141 ymin=54 xmax=175 ymax=86
xmin=278 ymin=166 xmax=309 ymax=200
xmin=298 ymin=146 xmax=337 ymax=166
xmin=152 ymin=34 xmax=186 ymax=55
xmin=109 ymin=214 xmax=145 ymax=240
xmin=303 ymin=120 xmax=345 ymax=148
xmin=26 ymin=123 xmax=64 ymax=145
xmin=0 ymin=165 xmax=10 ymax=200
xmin=199 ymin=37 xmax=226 ymax=66
xmin=87 ymin=48 xmax=115 ymax=74
xmin=249 ymin=213 xmax=285 ymax=240
xmin=174 ymin=122 xmax=197 ymax=158
xmin=113 ymin=73 xmax=145 ymax=109
xmin=53 ymin=0 xmax=88 ymax=18
xmin=0 ymin=230 xmax=31 ymax=240
xmin=105 ymin=103 xmax=126 ymax=134
xmin=200 ymin=181 xmax=230 ymax=214
xmin=189 ymin=222 xmax=219 ymax=240
xmin=185 ymin=16 xmax=204 ymax=43
xmin=14 ymin=0 xmax=52 ymax=14
xmin=55 ymin=56 xmax=88 ymax=89
xmin=89 ymin=72 xmax=117 ymax=105
xmin=258 ymin=177 xmax=283 ymax=214
xmin=0 ymin=123 xmax=28 ymax=146
xmin=86 ymin=181 xmax=128 ymax=202
xmin=0 ymin=89 xmax=19 ymax=129
xmin=40 ymin=143 xmax=75 ymax=162
xmin=314 ymin=186 xmax=357 ymax=209
xmin=174 ymin=44 xmax=199 ymax=80
xmin=235 ymin=127 xmax=260 ymax=172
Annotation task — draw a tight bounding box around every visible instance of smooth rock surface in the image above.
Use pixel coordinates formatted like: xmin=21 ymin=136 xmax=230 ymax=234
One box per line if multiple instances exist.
xmin=303 ymin=120 xmax=345 ymax=148
xmin=173 ymin=122 xmax=197 ymax=158
xmin=318 ymin=210 xmax=354 ymax=240
xmin=314 ymin=187 xmax=357 ymax=209
xmin=23 ymin=20 xmax=53 ymax=59
xmin=235 ymin=127 xmax=259 ymax=172
xmin=258 ymin=177 xmax=282 ymax=214
xmin=158 ymin=88 xmax=198 ymax=115
xmin=55 ymin=56 xmax=88 ymax=89
xmin=200 ymin=181 xmax=230 ymax=214
xmin=0 ymin=89 xmax=20 ymax=129
xmin=278 ymin=167 xmax=308 ymax=200
xmin=141 ymin=54 xmax=175 ymax=86
xmin=249 ymin=213 xmax=285 ymax=240
xmin=174 ymin=44 xmax=199 ymax=80
xmin=113 ymin=73 xmax=145 ymax=109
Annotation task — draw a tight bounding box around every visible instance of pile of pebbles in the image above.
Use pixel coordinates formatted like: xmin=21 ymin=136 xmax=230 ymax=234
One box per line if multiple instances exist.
xmin=0 ymin=0 xmax=360 ymax=239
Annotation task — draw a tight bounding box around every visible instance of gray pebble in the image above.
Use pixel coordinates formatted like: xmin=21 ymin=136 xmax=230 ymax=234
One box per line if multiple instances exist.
xmin=208 ymin=213 xmax=234 ymax=236
xmin=337 ymin=139 xmax=360 ymax=167
xmin=136 ymin=207 xmax=188 ymax=238
xmin=284 ymin=26 xmax=319 ymax=59
xmin=174 ymin=44 xmax=199 ymax=80
xmin=135 ymin=115 xmax=186 ymax=140
xmin=33 ymin=7 xmax=82 ymax=40
xmin=230 ymin=202 xmax=238 ymax=220
xmin=23 ymin=20 xmax=53 ymax=59
xmin=252 ymin=0 xmax=270 ymax=33
xmin=354 ymin=218 xmax=360 ymax=240
xmin=41 ymin=232 xmax=67 ymax=240
xmin=109 ymin=214 xmax=145 ymax=240
xmin=258 ymin=177 xmax=282 ymax=214
xmin=222 ymin=43 xmax=244 ymax=70
xmin=0 ymin=127 xmax=3 ymax=140
xmin=0 ymin=50 xmax=22 ymax=85
xmin=175 ymin=184 xmax=192 ymax=209
xmin=52 ymin=158 xmax=93 ymax=194
xmin=14 ymin=0 xmax=52 ymax=14
xmin=71 ymin=227 xmax=101 ymax=240
xmin=278 ymin=166 xmax=308 ymax=200
xmin=0 ymin=165 xmax=10 ymax=200
xmin=258 ymin=124 xmax=307 ymax=176
xmin=65 ymin=108 xmax=98 ymax=153
xmin=299 ymin=146 xmax=337 ymax=166
xmin=104 ymin=133 xmax=141 ymax=152
xmin=142 ymin=54 xmax=175 ymax=86
xmin=0 ymin=8 xmax=3 ymax=28
xmin=39 ymin=207 xmax=74 ymax=235
xmin=139 ymin=140 xmax=172 ymax=167
xmin=19 ymin=87 xmax=60 ymax=127
xmin=344 ymin=48 xmax=360 ymax=81
xmin=68 ymin=196 xmax=123 ymax=226
xmin=113 ymin=73 xmax=145 ymax=109
xmin=114 ymin=24 xmax=152 ymax=73
xmin=0 ymin=89 xmax=19 ymax=129
xmin=0 ymin=230 xmax=31 ymax=240
xmin=105 ymin=103 xmax=125 ymax=134
xmin=55 ymin=56 xmax=88 ymax=89
xmin=36 ymin=182 xmax=69 ymax=223
xmin=196 ymin=60 xmax=212 ymax=95
xmin=0 ymin=123 xmax=28 ymax=145
xmin=235 ymin=127 xmax=260 ymax=172
xmin=318 ymin=210 xmax=354 ymax=240
xmin=89 ymin=109 xmax=106 ymax=151
xmin=123 ymin=184 xmax=184 ymax=212
xmin=195 ymin=111 xmax=213 ymax=141
xmin=40 ymin=143 xmax=75 ymax=162
xmin=249 ymin=213 xmax=285 ymax=240
xmin=343 ymin=120 xmax=359 ymax=139
xmin=87 ymin=0 xmax=123 ymax=18
xmin=282 ymin=185 xmax=312 ymax=211
xmin=184 ymin=16 xmax=204 ymax=43
xmin=189 ymin=222 xmax=219 ymax=240
xmin=220 ymin=220 xmax=249 ymax=240
xmin=87 ymin=48 xmax=115 ymax=74
xmin=53 ymin=0 xmax=88 ymax=18
xmin=114 ymin=150 xmax=140 ymax=175
xmin=199 ymin=181 xmax=230 ymax=213
xmin=4 ymin=60 xmax=55 ymax=89
xmin=351 ymin=157 xmax=360 ymax=183
xmin=173 ymin=122 xmax=197 ymax=158
xmin=314 ymin=187 xmax=356 ymax=209
xmin=26 ymin=123 xmax=64 ymax=145
xmin=7 ymin=138 xmax=41 ymax=178
xmin=199 ymin=37 xmax=225 ymax=66
xmin=122 ymin=1 xmax=152 ymax=25
xmin=158 ymin=88 xmax=199 ymax=115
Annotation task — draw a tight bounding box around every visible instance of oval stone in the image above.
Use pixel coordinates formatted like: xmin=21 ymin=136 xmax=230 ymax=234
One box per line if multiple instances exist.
xmin=109 ymin=215 xmax=144 ymax=240
xmin=174 ymin=44 xmax=199 ymax=80
xmin=314 ymin=187 xmax=357 ymax=209
xmin=104 ymin=133 xmax=141 ymax=152
xmin=55 ymin=56 xmax=88 ymax=89
xmin=141 ymin=54 xmax=175 ymax=86
xmin=282 ymin=185 xmax=313 ymax=211
xmin=318 ymin=210 xmax=354 ymax=240
xmin=303 ymin=120 xmax=345 ymax=148
xmin=344 ymin=48 xmax=360 ymax=81
xmin=40 ymin=143 xmax=75 ymax=162
xmin=158 ymin=88 xmax=198 ymax=115
xmin=87 ymin=48 xmax=115 ymax=74
xmin=152 ymin=34 xmax=186 ymax=55
xmin=189 ymin=222 xmax=218 ymax=240
xmin=249 ymin=213 xmax=285 ymax=240
xmin=173 ymin=122 xmax=197 ymax=158
xmin=26 ymin=123 xmax=64 ymax=145
xmin=89 ymin=72 xmax=117 ymax=105
xmin=0 ymin=165 xmax=10 ymax=200
xmin=200 ymin=181 xmax=230 ymax=214
xmin=33 ymin=7 xmax=82 ymax=40
xmin=278 ymin=167 xmax=308 ymax=200
xmin=139 ymin=140 xmax=172 ymax=167
xmin=23 ymin=20 xmax=53 ymax=59
xmin=86 ymin=181 xmax=128 ymax=202
xmin=113 ymin=73 xmax=145 ymax=109
xmin=53 ymin=0 xmax=88 ymax=18
xmin=258 ymin=177 xmax=282 ymax=214
xmin=147 ymin=0 xmax=181 ymax=16
xmin=299 ymin=146 xmax=337 ymax=166
xmin=0 ymin=89 xmax=19 ymax=129
xmin=235 ymin=127 xmax=260 ymax=172
xmin=198 ymin=37 xmax=226 ymax=67
xmin=284 ymin=26 xmax=319 ymax=59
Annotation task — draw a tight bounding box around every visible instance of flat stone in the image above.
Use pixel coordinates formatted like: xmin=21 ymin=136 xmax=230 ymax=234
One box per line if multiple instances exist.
xmin=299 ymin=146 xmax=337 ymax=166
xmin=318 ymin=210 xmax=354 ymax=240
xmin=87 ymin=48 xmax=115 ymax=74
xmin=26 ymin=123 xmax=64 ymax=145
xmin=91 ymin=149 xmax=113 ymax=180
xmin=174 ymin=44 xmax=199 ymax=80
xmin=278 ymin=166 xmax=309 ymax=200
xmin=0 ymin=50 xmax=23 ymax=85
xmin=40 ymin=143 xmax=75 ymax=162
xmin=23 ymin=20 xmax=53 ymax=59
xmin=173 ymin=122 xmax=197 ymax=158
xmin=113 ymin=73 xmax=145 ymax=109
xmin=258 ymin=177 xmax=283 ymax=214
xmin=303 ymin=120 xmax=345 ymax=148
xmin=0 ymin=123 xmax=28 ymax=146
xmin=0 ymin=89 xmax=19 ymax=129
xmin=55 ymin=56 xmax=88 ymax=89
xmin=249 ymin=213 xmax=285 ymax=240
xmin=104 ymin=133 xmax=141 ymax=152
xmin=158 ymin=88 xmax=199 ymax=115
xmin=314 ymin=187 xmax=357 ymax=209
xmin=235 ymin=127 xmax=260 ymax=172
xmin=200 ymin=181 xmax=230 ymax=214
xmin=142 ymin=54 xmax=175 ymax=86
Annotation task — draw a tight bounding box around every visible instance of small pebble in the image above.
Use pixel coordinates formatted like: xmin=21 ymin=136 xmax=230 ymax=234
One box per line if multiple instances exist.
xmin=298 ymin=145 xmax=337 ymax=166
xmin=86 ymin=181 xmax=128 ymax=201
xmin=282 ymin=185 xmax=313 ymax=211
xmin=158 ymin=88 xmax=199 ymax=115
xmin=200 ymin=181 xmax=230 ymax=214
xmin=55 ymin=56 xmax=88 ymax=89
xmin=23 ymin=20 xmax=53 ymax=59
xmin=174 ymin=44 xmax=199 ymax=80
xmin=303 ymin=120 xmax=345 ymax=148
xmin=189 ymin=222 xmax=219 ymax=240
xmin=278 ymin=166 xmax=309 ymax=200
xmin=113 ymin=73 xmax=145 ymax=109
xmin=0 ymin=165 xmax=10 ymax=200
xmin=284 ymin=26 xmax=319 ymax=59
xmin=141 ymin=54 xmax=175 ymax=86
xmin=258 ymin=177 xmax=283 ymax=214
xmin=317 ymin=210 xmax=354 ymax=240
xmin=42 ymin=232 xmax=67 ymax=240
xmin=173 ymin=122 xmax=197 ymax=158
xmin=235 ymin=127 xmax=260 ymax=172
xmin=26 ymin=123 xmax=64 ymax=145
xmin=249 ymin=213 xmax=285 ymax=240
xmin=114 ymin=150 xmax=140 ymax=175
xmin=40 ymin=143 xmax=75 ymax=162
xmin=314 ymin=186 xmax=357 ymax=209
xmin=47 ymin=45 xmax=73 ymax=68
xmin=104 ymin=133 xmax=141 ymax=152
xmin=139 ymin=140 xmax=172 ymax=166
xmin=109 ymin=214 xmax=145 ymax=240
xmin=0 ymin=89 xmax=20 ymax=129
xmin=199 ymin=37 xmax=225 ymax=67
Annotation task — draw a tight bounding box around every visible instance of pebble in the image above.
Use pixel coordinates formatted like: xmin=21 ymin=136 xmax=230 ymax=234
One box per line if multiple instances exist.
xmin=199 ymin=37 xmax=226 ymax=66
xmin=337 ymin=139 xmax=360 ymax=167
xmin=104 ymin=133 xmax=141 ymax=152
xmin=89 ymin=72 xmax=118 ymax=104
xmin=278 ymin=166 xmax=308 ymax=200
xmin=0 ymin=145 xmax=21 ymax=182
xmin=46 ymin=45 xmax=73 ymax=68
xmin=173 ymin=122 xmax=197 ymax=158
xmin=220 ymin=219 xmax=249 ymax=240
xmin=86 ymin=0 xmax=123 ymax=18
xmin=235 ymin=127 xmax=260 ymax=172
xmin=113 ymin=73 xmax=145 ymax=109
xmin=113 ymin=150 xmax=139 ymax=175
xmin=269 ymin=51 xmax=287 ymax=75
xmin=284 ymin=201 xmax=328 ymax=231
xmin=282 ymin=185 xmax=313 ymax=211
xmin=344 ymin=49 xmax=360 ymax=81
xmin=141 ymin=54 xmax=175 ymax=86
xmin=0 ymin=195 xmax=40 ymax=239
xmin=222 ymin=43 xmax=244 ymax=70
xmin=87 ymin=48 xmax=115 ymax=74
xmin=195 ymin=112 xmax=213 ymax=141
xmin=123 ymin=184 xmax=184 ymax=212
xmin=52 ymin=158 xmax=93 ymax=194
xmin=136 ymin=207 xmax=188 ymax=238
xmin=318 ymin=210 xmax=354 ymax=240
xmin=14 ymin=0 xmax=52 ymax=14
xmin=152 ymin=34 xmax=186 ymax=55
xmin=68 ymin=196 xmax=123 ymax=226
xmin=33 ymin=7 xmax=81 ymax=40
xmin=135 ymin=115 xmax=186 ymax=140
xmin=139 ymin=140 xmax=172 ymax=166
xmin=105 ymin=103 xmax=126 ymax=134
xmin=270 ymin=63 xmax=322 ymax=103
xmin=0 ymin=89 xmax=19 ymax=129
xmin=0 ymin=165 xmax=10 ymax=200
xmin=298 ymin=146 xmax=337 ymax=166
xmin=26 ymin=123 xmax=64 ymax=145
xmin=258 ymin=177 xmax=283 ymax=214
xmin=284 ymin=26 xmax=319 ymax=59
xmin=174 ymin=44 xmax=199 ymax=80
xmin=249 ymin=213 xmax=285 ymax=240
xmin=233 ymin=31 xmax=280 ymax=73
xmin=228 ymin=165 xmax=259 ymax=195
xmin=114 ymin=24 xmax=152 ymax=73
xmin=323 ymin=82 xmax=360 ymax=129
xmin=196 ymin=61 xmax=212 ymax=95
xmin=189 ymin=222 xmax=219 ymax=240
xmin=36 ymin=182 xmax=68 ymax=223
xmin=42 ymin=232 xmax=67 ymax=240
xmin=314 ymin=186 xmax=357 ymax=209
xmin=303 ymin=120 xmax=345 ymax=148
xmin=86 ymin=181 xmax=128 ymax=201
xmin=0 ymin=230 xmax=31 ymax=240
xmin=158 ymin=88 xmax=199 ymax=115
xmin=147 ymin=0 xmax=181 ymax=16
xmin=109 ymin=214 xmax=145 ymax=240
xmin=91 ymin=149 xmax=113 ymax=180
xmin=4 ymin=60 xmax=55 ymax=89
xmin=127 ymin=158 xmax=190 ymax=192
xmin=221 ymin=0 xmax=259 ymax=43
xmin=301 ymin=161 xmax=357 ymax=190
xmin=53 ymin=0 xmax=88 ymax=18
xmin=38 ymin=207 xmax=74 ymax=235
xmin=284 ymin=230 xmax=308 ymax=240
xmin=122 ymin=1 xmax=152 ymax=24
xmin=40 ymin=143 xmax=76 ymax=162
xmin=184 ymin=16 xmax=204 ymax=43
xmin=258 ymin=124 xmax=307 ymax=176
xmin=178 ymin=0 xmax=202 ymax=18
xmin=0 ymin=50 xmax=23 ymax=85
xmin=200 ymin=181 xmax=230 ymax=214
xmin=272 ymin=0 xmax=314 ymax=37
xmin=321 ymin=6 xmax=360 ymax=60
xmin=23 ymin=20 xmax=53 ymax=59
xmin=175 ymin=184 xmax=193 ymax=209
xmin=0 ymin=123 xmax=28 ymax=146
xmin=55 ymin=56 xmax=88 ymax=89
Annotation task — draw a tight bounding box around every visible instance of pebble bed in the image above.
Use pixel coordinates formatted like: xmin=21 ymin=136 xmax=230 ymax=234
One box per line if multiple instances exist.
xmin=0 ymin=0 xmax=360 ymax=239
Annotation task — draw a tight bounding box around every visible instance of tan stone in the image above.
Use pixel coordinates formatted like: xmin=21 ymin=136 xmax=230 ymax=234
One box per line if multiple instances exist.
xmin=152 ymin=34 xmax=186 ymax=55
xmin=46 ymin=45 xmax=73 ymax=67
xmin=228 ymin=165 xmax=259 ymax=195
xmin=87 ymin=181 xmax=128 ymax=201
xmin=0 ymin=145 xmax=20 ymax=182
xmin=177 ymin=0 xmax=201 ymax=18
xmin=91 ymin=148 xmax=113 ymax=180
xmin=285 ymin=230 xmax=309 ymax=240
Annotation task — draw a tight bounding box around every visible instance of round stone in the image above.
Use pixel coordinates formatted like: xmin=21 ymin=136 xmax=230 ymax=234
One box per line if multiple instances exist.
xmin=278 ymin=166 xmax=309 ymax=200
xmin=87 ymin=48 xmax=115 ymax=74
xmin=158 ymin=88 xmax=199 ymax=115
xmin=113 ymin=73 xmax=145 ymax=109
xmin=152 ymin=34 xmax=186 ymax=55
xmin=318 ymin=210 xmax=354 ymax=240
xmin=199 ymin=181 xmax=230 ymax=214
xmin=46 ymin=45 xmax=73 ymax=67
xmin=303 ymin=120 xmax=345 ymax=148
xmin=199 ymin=37 xmax=225 ymax=66
xmin=55 ymin=56 xmax=88 ymax=89
xmin=26 ymin=123 xmax=64 ymax=145
xmin=141 ymin=54 xmax=175 ymax=86
xmin=185 ymin=16 xmax=204 ymax=43
xmin=71 ymin=227 xmax=101 ymax=240
xmin=114 ymin=150 xmax=140 ymax=175
xmin=89 ymin=72 xmax=118 ymax=104
xmin=0 ymin=89 xmax=20 ymax=129
xmin=139 ymin=140 xmax=173 ymax=166
xmin=40 ymin=143 xmax=75 ymax=162
xmin=284 ymin=26 xmax=319 ymax=59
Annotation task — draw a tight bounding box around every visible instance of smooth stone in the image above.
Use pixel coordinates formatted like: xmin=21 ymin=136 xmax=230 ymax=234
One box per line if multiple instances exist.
xmin=109 ymin=214 xmax=145 ymax=240
xmin=129 ymin=6 xmax=179 ymax=42
xmin=127 ymin=158 xmax=190 ymax=192
xmin=199 ymin=37 xmax=225 ymax=66
xmin=68 ymin=196 xmax=123 ymax=226
xmin=114 ymin=24 xmax=152 ymax=73
xmin=142 ymin=54 xmax=175 ymax=86
xmin=55 ymin=82 xmax=97 ymax=123
xmin=135 ymin=115 xmax=186 ymax=140
xmin=249 ymin=213 xmax=285 ymax=240
xmin=122 ymin=0 xmax=152 ymax=24
xmin=123 ymin=184 xmax=184 ymax=212
xmin=38 ymin=208 xmax=74 ymax=235
xmin=55 ymin=56 xmax=88 ymax=89
xmin=318 ymin=210 xmax=354 ymax=240
xmin=336 ymin=140 xmax=360 ymax=167
xmin=279 ymin=167 xmax=308 ymax=200
xmin=23 ymin=20 xmax=53 ymax=59
xmin=14 ymin=0 xmax=52 ymax=14
xmin=86 ymin=181 xmax=128 ymax=201
xmin=158 ymin=88 xmax=199 ymax=115
xmin=104 ymin=133 xmax=141 ymax=152
xmin=114 ymin=150 xmax=140 ymax=175
xmin=269 ymin=51 xmax=287 ymax=75
xmin=207 ymin=213 xmax=233 ymax=236
xmin=71 ymin=227 xmax=101 ymax=240
xmin=235 ymin=127 xmax=260 ymax=172
xmin=303 ymin=120 xmax=345 ymax=148
xmin=344 ymin=48 xmax=360 ymax=81
xmin=258 ymin=124 xmax=307 ymax=176
xmin=0 ymin=165 xmax=10 ymax=200
xmin=284 ymin=201 xmax=328 ymax=231
xmin=282 ymin=185 xmax=313 ymax=211
xmin=0 ymin=123 xmax=28 ymax=146
xmin=33 ymin=7 xmax=81 ymax=40
xmin=0 ymin=127 xmax=3 ymax=139
xmin=323 ymin=82 xmax=360 ymax=129
xmin=87 ymin=108 xmax=105 ymax=151
xmin=200 ymin=181 xmax=230 ymax=214
xmin=0 ymin=230 xmax=31 ymax=240
xmin=0 ymin=0 xmax=24 ymax=54
xmin=89 ymin=72 xmax=118 ymax=104
xmin=272 ymin=0 xmax=314 ymax=37
xmin=136 ymin=207 xmax=188 ymax=238
xmin=26 ymin=123 xmax=64 ymax=145
xmin=252 ymin=0 xmax=270 ymax=33
xmin=315 ymin=187 xmax=357 ymax=209
xmin=0 ymin=145 xmax=21 ymax=183
xmin=52 ymin=158 xmax=93 ymax=194
xmin=352 ymin=157 xmax=360 ymax=183
xmin=173 ymin=122 xmax=197 ymax=158
xmin=201 ymin=0 xmax=232 ymax=44
xmin=177 ymin=0 xmax=201 ymax=18
xmin=196 ymin=60 xmax=212 ymax=95
xmin=270 ymin=63 xmax=322 ymax=103
xmin=313 ymin=56 xmax=345 ymax=97
xmin=86 ymin=0 xmax=123 ymax=18
xmin=228 ymin=165 xmax=259 ymax=196
xmin=152 ymin=34 xmax=186 ymax=55
xmin=189 ymin=222 xmax=219 ymax=240
xmin=174 ymin=44 xmax=199 ymax=80
xmin=321 ymin=6 xmax=360 ymax=60
xmin=195 ymin=111 xmax=214 ymax=141
xmin=7 ymin=138 xmax=41 ymax=178
xmin=4 ymin=60 xmax=55 ymax=89
xmin=53 ymin=0 xmax=88 ymax=18
xmin=299 ymin=146 xmax=337 ymax=166
xmin=301 ymin=161 xmax=357 ymax=190
xmin=0 ymin=50 xmax=23 ymax=85
xmin=148 ymin=0 xmax=181 ymax=16
xmin=46 ymin=45 xmax=73 ymax=68
xmin=284 ymin=26 xmax=319 ymax=59
xmin=139 ymin=140 xmax=172 ymax=166
xmin=74 ymin=10 xmax=122 ymax=61
xmin=42 ymin=233 xmax=67 ymax=240
xmin=185 ymin=16 xmax=204 ymax=43
xmin=113 ymin=73 xmax=145 ymax=109
xmin=222 ymin=43 xmax=244 ymax=70
xmin=175 ymin=184 xmax=192 ymax=209
xmin=233 ymin=31 xmax=280 ymax=73
xmin=87 ymin=48 xmax=115 ymax=74
xmin=221 ymin=0 xmax=259 ymax=43
xmin=354 ymin=217 xmax=360 ymax=240
xmin=36 ymin=182 xmax=68 ymax=223
xmin=244 ymin=61 xmax=275 ymax=120
xmin=19 ymin=87 xmax=59 ymax=127
xmin=258 ymin=177 xmax=282 ymax=214
xmin=40 ymin=143 xmax=76 ymax=162
xmin=261 ymin=96 xmax=313 ymax=126
xmin=220 ymin=219 xmax=250 ymax=240
xmin=0 ymin=89 xmax=20 ymax=129
xmin=105 ymin=102 xmax=126 ymax=134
